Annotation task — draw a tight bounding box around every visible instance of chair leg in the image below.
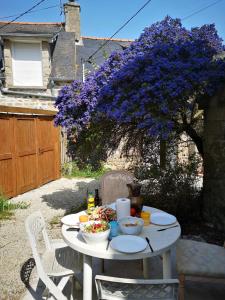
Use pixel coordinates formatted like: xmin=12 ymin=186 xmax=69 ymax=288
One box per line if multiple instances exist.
xmin=179 ymin=274 xmax=185 ymax=300
xmin=70 ymin=276 xmax=74 ymax=300
xmin=101 ymin=259 xmax=105 ymax=273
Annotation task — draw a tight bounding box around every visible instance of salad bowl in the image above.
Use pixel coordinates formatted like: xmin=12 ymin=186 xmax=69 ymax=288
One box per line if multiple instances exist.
xmin=80 ymin=220 xmax=110 ymax=244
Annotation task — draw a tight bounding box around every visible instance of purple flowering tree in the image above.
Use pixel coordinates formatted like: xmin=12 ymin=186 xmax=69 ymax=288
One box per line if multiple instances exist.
xmin=55 ymin=17 xmax=225 ymax=158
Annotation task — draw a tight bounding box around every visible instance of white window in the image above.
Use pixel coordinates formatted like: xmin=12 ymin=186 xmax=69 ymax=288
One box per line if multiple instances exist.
xmin=12 ymin=42 xmax=43 ymax=87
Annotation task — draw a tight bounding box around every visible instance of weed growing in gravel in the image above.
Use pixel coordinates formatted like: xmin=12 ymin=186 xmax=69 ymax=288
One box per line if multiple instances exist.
xmin=0 ymin=191 xmax=30 ymax=220
xmin=49 ymin=215 xmax=62 ymax=228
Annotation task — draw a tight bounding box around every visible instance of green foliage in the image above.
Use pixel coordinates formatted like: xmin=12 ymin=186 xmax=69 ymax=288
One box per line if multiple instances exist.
xmin=0 ymin=191 xmax=29 ymax=220
xmin=135 ymin=141 xmax=202 ymax=224
xmin=62 ymin=161 xmax=111 ymax=179
xmin=67 ymin=120 xmax=121 ymax=170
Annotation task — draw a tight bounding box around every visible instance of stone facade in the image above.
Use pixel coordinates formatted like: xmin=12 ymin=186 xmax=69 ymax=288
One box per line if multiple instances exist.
xmin=64 ymin=1 xmax=80 ymax=39
xmin=105 ymin=140 xmax=139 ymax=170
xmin=41 ymin=41 xmax=51 ymax=88
xmin=203 ymin=88 xmax=225 ymax=230
xmin=3 ymin=39 xmax=13 ymax=87
xmin=0 ymin=94 xmax=56 ymax=110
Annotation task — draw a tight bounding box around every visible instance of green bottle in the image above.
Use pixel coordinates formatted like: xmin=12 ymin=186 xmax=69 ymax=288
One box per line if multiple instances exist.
xmin=87 ymin=193 xmax=95 ymax=214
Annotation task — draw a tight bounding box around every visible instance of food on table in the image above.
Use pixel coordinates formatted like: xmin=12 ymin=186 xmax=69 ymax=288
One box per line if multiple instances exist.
xmin=82 ymin=220 xmax=109 ymax=233
xmin=89 ymin=206 xmax=117 ymax=222
xmin=119 ymin=216 xmax=144 ymax=235
xmin=79 ymin=215 xmax=89 ymax=223
xmin=130 ymin=207 xmax=137 ymax=217
xmin=124 ymin=222 xmax=138 ymax=227
xmin=124 ymin=219 xmax=142 ymax=227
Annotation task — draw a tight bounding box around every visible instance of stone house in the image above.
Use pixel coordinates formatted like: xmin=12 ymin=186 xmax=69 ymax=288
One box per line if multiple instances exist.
xmin=0 ymin=0 xmax=132 ymax=197
xmin=0 ymin=0 xmax=131 ymax=110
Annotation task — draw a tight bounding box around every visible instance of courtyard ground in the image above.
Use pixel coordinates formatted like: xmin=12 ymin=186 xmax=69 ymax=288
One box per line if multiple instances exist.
xmin=0 ymin=178 xmax=224 ymax=300
xmin=0 ymin=178 xmax=99 ymax=299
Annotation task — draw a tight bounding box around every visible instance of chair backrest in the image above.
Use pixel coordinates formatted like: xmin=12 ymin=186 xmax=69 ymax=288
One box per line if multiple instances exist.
xmin=100 ymin=170 xmax=135 ymax=205
xmin=95 ymin=275 xmax=179 ymax=300
xmin=25 ymin=211 xmax=51 ymax=274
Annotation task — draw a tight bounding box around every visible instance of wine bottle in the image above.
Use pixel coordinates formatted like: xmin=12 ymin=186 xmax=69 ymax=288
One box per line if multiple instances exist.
xmin=94 ymin=189 xmax=101 ymax=207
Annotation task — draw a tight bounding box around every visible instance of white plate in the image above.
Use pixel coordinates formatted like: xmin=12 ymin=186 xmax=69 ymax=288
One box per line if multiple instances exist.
xmin=61 ymin=212 xmax=87 ymax=227
xmin=110 ymin=235 xmax=147 ymax=253
xmin=151 ymin=212 xmax=177 ymax=226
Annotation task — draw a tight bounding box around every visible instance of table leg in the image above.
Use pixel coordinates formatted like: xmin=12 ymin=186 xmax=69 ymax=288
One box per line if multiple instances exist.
xmin=83 ymin=255 xmax=92 ymax=300
xmin=162 ymin=250 xmax=172 ymax=278
xmin=143 ymin=258 xmax=150 ymax=279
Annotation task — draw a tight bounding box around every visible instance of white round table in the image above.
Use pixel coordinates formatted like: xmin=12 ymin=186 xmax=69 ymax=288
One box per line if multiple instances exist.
xmin=62 ymin=206 xmax=181 ymax=300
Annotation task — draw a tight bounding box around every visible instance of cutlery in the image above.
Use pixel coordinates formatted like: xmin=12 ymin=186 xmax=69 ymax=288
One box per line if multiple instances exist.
xmin=66 ymin=227 xmax=80 ymax=232
xmin=157 ymin=225 xmax=179 ymax=232
xmin=106 ymin=237 xmax=112 ymax=250
xmin=145 ymin=237 xmax=154 ymax=252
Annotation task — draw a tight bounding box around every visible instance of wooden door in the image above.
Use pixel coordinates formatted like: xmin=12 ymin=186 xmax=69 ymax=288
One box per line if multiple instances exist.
xmin=0 ymin=113 xmax=60 ymax=198
xmin=37 ymin=117 xmax=60 ymax=186
xmin=15 ymin=117 xmax=37 ymax=195
xmin=0 ymin=116 xmax=16 ymax=197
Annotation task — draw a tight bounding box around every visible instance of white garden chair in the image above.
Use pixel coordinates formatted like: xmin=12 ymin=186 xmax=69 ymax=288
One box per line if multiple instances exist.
xmin=95 ymin=275 xmax=179 ymax=300
xmin=176 ymin=239 xmax=225 ymax=300
xmin=100 ymin=170 xmax=135 ymax=205
xmin=25 ymin=211 xmax=83 ymax=300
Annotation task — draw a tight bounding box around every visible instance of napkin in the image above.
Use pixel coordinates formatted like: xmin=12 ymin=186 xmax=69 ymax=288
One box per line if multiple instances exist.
xmin=116 ymin=198 xmax=130 ymax=221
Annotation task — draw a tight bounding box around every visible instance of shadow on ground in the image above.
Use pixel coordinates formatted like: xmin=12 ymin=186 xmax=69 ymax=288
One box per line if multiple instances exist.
xmin=41 ymin=179 xmax=99 ymax=212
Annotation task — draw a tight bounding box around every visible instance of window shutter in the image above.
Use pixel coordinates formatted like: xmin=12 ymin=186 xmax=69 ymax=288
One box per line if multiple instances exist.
xmin=12 ymin=42 xmax=43 ymax=87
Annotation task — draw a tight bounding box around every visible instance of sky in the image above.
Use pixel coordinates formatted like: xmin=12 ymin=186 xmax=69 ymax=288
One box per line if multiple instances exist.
xmin=0 ymin=0 xmax=225 ymax=42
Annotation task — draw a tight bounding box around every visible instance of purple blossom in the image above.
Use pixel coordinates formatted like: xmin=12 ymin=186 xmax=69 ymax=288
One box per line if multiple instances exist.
xmin=55 ymin=16 xmax=225 ymax=138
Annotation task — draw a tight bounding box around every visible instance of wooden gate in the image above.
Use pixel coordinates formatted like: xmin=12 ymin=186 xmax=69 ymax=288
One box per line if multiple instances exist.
xmin=0 ymin=109 xmax=60 ymax=198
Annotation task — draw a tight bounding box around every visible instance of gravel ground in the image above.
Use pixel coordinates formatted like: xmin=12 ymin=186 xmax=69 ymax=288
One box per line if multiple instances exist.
xmin=0 ymin=178 xmax=99 ymax=300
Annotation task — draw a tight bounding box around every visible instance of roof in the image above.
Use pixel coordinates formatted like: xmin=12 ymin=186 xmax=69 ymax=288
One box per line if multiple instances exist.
xmin=0 ymin=21 xmax=132 ymax=83
xmin=51 ymin=32 xmax=76 ymax=81
xmin=76 ymin=37 xmax=131 ymax=81
xmin=0 ymin=22 xmax=63 ymax=35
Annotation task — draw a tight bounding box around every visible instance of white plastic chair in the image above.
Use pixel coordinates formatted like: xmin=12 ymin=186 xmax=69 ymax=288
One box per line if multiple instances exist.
xmin=95 ymin=275 xmax=179 ymax=300
xmin=100 ymin=170 xmax=135 ymax=205
xmin=25 ymin=211 xmax=83 ymax=300
xmin=176 ymin=239 xmax=225 ymax=300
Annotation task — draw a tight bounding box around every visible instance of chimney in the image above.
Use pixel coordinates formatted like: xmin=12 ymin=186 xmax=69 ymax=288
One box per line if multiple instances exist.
xmin=64 ymin=0 xmax=81 ymax=40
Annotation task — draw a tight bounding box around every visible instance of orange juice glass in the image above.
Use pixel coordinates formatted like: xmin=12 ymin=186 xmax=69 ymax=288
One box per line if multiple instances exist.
xmin=79 ymin=215 xmax=89 ymax=223
xmin=141 ymin=211 xmax=150 ymax=225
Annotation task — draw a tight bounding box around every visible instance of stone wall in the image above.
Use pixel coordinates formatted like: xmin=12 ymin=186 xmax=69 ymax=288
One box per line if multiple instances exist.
xmin=0 ymin=94 xmax=56 ymax=110
xmin=3 ymin=39 xmax=13 ymax=87
xmin=203 ymin=88 xmax=225 ymax=230
xmin=41 ymin=41 xmax=51 ymax=88
xmin=104 ymin=140 xmax=139 ymax=170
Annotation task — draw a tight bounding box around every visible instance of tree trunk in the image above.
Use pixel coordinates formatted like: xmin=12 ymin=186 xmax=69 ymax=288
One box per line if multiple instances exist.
xmin=184 ymin=125 xmax=204 ymax=158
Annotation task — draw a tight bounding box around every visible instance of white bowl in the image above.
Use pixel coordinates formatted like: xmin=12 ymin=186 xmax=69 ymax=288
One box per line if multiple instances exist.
xmin=118 ymin=216 xmax=144 ymax=235
xmin=80 ymin=221 xmax=110 ymax=244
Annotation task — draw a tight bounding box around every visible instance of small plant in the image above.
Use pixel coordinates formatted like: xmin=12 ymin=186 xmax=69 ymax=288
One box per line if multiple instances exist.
xmin=62 ymin=161 xmax=111 ymax=179
xmin=49 ymin=215 xmax=62 ymax=228
xmin=0 ymin=191 xmax=29 ymax=220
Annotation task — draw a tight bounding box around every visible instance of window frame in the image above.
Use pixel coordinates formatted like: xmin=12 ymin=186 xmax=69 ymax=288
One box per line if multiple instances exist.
xmin=11 ymin=40 xmax=44 ymax=88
